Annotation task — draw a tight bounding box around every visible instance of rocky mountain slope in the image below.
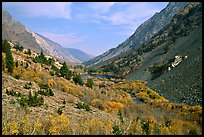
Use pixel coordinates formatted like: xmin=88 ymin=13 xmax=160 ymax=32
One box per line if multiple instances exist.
xmin=31 ymin=32 xmax=81 ymax=63
xmin=2 ymin=10 xmax=92 ymax=63
xmin=84 ymin=2 xmax=189 ymax=67
xmin=2 ymin=10 xmax=42 ymax=53
xmin=86 ymin=2 xmax=202 ymax=106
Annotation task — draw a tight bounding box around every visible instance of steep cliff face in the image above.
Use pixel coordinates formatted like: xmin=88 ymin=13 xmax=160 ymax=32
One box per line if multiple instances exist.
xmin=85 ymin=2 xmax=189 ymax=67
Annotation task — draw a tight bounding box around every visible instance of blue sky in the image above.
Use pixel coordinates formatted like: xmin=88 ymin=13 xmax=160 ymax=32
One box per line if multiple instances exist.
xmin=2 ymin=2 xmax=168 ymax=56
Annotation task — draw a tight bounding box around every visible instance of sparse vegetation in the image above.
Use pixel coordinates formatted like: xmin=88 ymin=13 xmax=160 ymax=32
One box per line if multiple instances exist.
xmin=76 ymin=102 xmax=91 ymax=111
xmin=6 ymin=89 xmax=22 ymax=97
xmin=18 ymin=92 xmax=44 ymax=107
xmin=38 ymin=88 xmax=54 ymax=96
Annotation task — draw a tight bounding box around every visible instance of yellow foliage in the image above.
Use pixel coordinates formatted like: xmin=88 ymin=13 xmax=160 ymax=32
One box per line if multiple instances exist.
xmin=34 ymin=76 xmax=42 ymax=84
xmin=12 ymin=67 xmax=19 ymax=77
xmin=49 ymin=113 xmax=70 ymax=135
xmin=78 ymin=117 xmax=113 ymax=135
xmin=20 ymin=69 xmax=37 ymax=80
xmin=160 ymin=127 xmax=170 ymax=135
xmin=47 ymin=78 xmax=55 ymax=87
xmin=129 ymin=119 xmax=143 ymax=135
xmin=143 ymin=115 xmax=157 ymax=123
xmin=21 ymin=115 xmax=32 ymax=134
xmin=102 ymin=101 xmax=124 ymax=113
xmin=91 ymin=98 xmax=103 ymax=108
xmin=148 ymin=123 xmax=155 ymax=135
xmin=2 ymin=53 xmax=8 ymax=73
xmin=54 ymin=78 xmax=84 ymax=97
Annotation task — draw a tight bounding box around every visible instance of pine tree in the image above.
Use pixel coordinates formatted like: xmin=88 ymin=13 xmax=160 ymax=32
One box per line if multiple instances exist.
xmin=2 ymin=40 xmax=10 ymax=53
xmin=39 ymin=51 xmax=46 ymax=63
xmin=4 ymin=40 xmax=14 ymax=74
xmin=60 ymin=62 xmax=72 ymax=80
xmin=73 ymin=73 xmax=83 ymax=86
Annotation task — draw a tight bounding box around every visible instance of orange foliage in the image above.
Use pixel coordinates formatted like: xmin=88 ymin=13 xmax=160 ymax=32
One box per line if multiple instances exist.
xmin=12 ymin=67 xmax=19 ymax=77
xmin=143 ymin=115 xmax=157 ymax=123
xmin=47 ymin=79 xmax=55 ymax=87
xmin=54 ymin=78 xmax=84 ymax=97
xmin=102 ymin=101 xmax=124 ymax=113
xmin=34 ymin=77 xmax=42 ymax=84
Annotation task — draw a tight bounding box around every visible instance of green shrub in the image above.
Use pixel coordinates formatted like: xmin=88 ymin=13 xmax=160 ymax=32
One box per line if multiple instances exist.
xmin=141 ymin=121 xmax=150 ymax=134
xmin=25 ymin=63 xmax=29 ymax=69
xmin=24 ymin=84 xmax=31 ymax=89
xmin=76 ymin=102 xmax=91 ymax=111
xmin=13 ymin=43 xmax=23 ymax=52
xmin=6 ymin=89 xmax=22 ymax=97
xmin=38 ymin=83 xmax=50 ymax=89
xmin=14 ymin=75 xmax=20 ymax=79
xmin=18 ymin=92 xmax=44 ymax=107
xmin=86 ymin=78 xmax=94 ymax=89
xmin=112 ymin=125 xmax=122 ymax=135
xmin=118 ymin=110 xmax=124 ymax=123
xmin=38 ymin=88 xmax=54 ymax=96
xmin=10 ymin=98 xmax=16 ymax=104
xmin=57 ymin=107 xmax=63 ymax=115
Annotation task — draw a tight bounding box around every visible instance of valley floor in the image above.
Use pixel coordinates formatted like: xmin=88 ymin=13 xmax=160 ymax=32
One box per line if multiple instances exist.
xmin=2 ymin=43 xmax=202 ymax=135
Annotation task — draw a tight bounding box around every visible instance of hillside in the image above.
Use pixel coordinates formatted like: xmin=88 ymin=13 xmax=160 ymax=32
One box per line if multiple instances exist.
xmin=84 ymin=2 xmax=188 ymax=67
xmin=84 ymin=2 xmax=202 ymax=106
xmin=2 ymin=40 xmax=202 ymax=135
xmin=127 ymin=2 xmax=202 ymax=106
xmin=2 ymin=10 xmax=42 ymax=53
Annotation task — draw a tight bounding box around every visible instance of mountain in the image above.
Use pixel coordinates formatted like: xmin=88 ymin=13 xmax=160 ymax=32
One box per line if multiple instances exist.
xmin=2 ymin=10 xmax=42 ymax=53
xmin=67 ymin=48 xmax=95 ymax=62
xmin=129 ymin=2 xmax=202 ymax=106
xmin=31 ymin=32 xmax=81 ymax=63
xmin=2 ymin=10 xmax=92 ymax=64
xmin=86 ymin=2 xmax=202 ymax=106
xmin=84 ymin=2 xmax=189 ymax=67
